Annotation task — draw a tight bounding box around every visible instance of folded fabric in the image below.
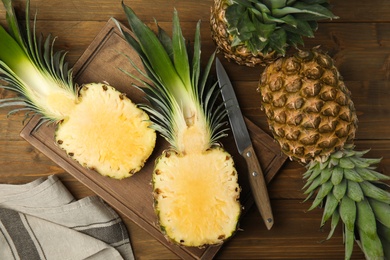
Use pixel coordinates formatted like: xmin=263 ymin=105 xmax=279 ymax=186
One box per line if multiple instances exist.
xmin=0 ymin=175 xmax=134 ymax=260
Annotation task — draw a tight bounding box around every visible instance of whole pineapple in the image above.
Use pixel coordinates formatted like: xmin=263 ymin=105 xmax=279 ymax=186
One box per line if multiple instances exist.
xmin=0 ymin=0 xmax=156 ymax=179
xmin=258 ymin=48 xmax=390 ymax=259
xmin=210 ymin=0 xmax=338 ymax=67
xmin=116 ymin=4 xmax=241 ymax=247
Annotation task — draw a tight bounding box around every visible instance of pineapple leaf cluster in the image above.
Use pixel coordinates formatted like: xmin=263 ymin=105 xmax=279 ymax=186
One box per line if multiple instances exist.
xmin=224 ymin=0 xmax=338 ymax=56
xmin=0 ymin=0 xmax=75 ymax=123
xmin=304 ymin=144 xmax=390 ymax=259
xmin=116 ymin=4 xmax=228 ymax=152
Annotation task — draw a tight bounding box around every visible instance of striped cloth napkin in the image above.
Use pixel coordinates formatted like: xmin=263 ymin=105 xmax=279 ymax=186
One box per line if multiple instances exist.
xmin=0 ymin=175 xmax=134 ymax=260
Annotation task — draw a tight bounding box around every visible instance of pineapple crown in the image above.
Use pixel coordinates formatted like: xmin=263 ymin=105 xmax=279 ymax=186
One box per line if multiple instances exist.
xmin=0 ymin=0 xmax=75 ymax=123
xmin=224 ymin=0 xmax=338 ymax=56
xmin=302 ymin=143 xmax=390 ymax=259
xmin=115 ymin=3 xmax=228 ymax=152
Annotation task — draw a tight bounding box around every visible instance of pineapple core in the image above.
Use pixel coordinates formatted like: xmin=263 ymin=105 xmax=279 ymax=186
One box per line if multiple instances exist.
xmin=178 ymin=124 xmax=210 ymax=154
xmin=55 ymin=83 xmax=156 ymax=179
xmin=42 ymin=89 xmax=77 ymax=120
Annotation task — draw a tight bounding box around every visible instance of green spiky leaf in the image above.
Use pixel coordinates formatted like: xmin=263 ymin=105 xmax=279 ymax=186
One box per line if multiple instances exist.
xmin=222 ymin=0 xmax=338 ymax=58
xmin=303 ymin=146 xmax=390 ymax=259
xmin=0 ymin=0 xmax=76 ymax=122
xmin=116 ymin=3 xmax=228 ymax=152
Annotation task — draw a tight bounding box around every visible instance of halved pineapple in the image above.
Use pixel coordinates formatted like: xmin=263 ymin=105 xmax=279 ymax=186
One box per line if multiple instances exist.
xmin=0 ymin=0 xmax=156 ymax=179
xmin=117 ymin=3 xmax=241 ymax=246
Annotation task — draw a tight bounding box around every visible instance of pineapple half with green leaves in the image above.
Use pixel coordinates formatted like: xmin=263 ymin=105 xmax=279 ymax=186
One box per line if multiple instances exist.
xmin=115 ymin=3 xmax=241 ymax=246
xmin=0 ymin=0 xmax=156 ymax=179
xmin=258 ymin=48 xmax=390 ymax=259
xmin=210 ymin=0 xmax=338 ymax=67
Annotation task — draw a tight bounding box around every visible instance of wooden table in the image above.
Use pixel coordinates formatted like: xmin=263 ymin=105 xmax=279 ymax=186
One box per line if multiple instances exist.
xmin=1 ymin=1 xmax=389 ymax=259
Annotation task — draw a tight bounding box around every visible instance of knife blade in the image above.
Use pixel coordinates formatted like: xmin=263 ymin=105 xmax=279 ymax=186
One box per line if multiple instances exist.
xmin=216 ymin=58 xmax=274 ymax=230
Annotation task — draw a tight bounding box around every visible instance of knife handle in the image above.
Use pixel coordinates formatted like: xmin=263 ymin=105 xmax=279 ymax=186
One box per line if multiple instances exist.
xmin=242 ymin=145 xmax=274 ymax=230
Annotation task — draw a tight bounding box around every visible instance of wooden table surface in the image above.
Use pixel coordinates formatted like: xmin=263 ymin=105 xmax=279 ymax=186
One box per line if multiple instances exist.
xmin=1 ymin=1 xmax=389 ymax=259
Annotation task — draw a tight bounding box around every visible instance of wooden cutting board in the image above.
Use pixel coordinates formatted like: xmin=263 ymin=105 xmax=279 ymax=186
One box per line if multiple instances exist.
xmin=20 ymin=20 xmax=287 ymax=259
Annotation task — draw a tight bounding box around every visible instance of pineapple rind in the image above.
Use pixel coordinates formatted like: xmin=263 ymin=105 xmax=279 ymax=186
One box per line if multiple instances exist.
xmin=55 ymin=83 xmax=156 ymax=179
xmin=153 ymin=147 xmax=241 ymax=247
xmin=258 ymin=48 xmax=358 ymax=164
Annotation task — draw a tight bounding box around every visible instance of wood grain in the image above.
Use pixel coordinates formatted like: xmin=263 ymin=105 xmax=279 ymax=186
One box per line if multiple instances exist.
xmin=1 ymin=0 xmax=390 ymax=259
xmin=18 ymin=20 xmax=287 ymax=259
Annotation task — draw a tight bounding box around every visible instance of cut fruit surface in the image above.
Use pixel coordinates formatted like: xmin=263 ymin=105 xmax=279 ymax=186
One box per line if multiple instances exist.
xmin=153 ymin=147 xmax=240 ymax=246
xmin=55 ymin=83 xmax=156 ymax=179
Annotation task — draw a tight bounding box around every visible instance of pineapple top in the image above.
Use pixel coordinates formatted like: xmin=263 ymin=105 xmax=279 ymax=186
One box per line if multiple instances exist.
xmin=118 ymin=4 xmax=228 ymax=154
xmin=211 ymin=0 xmax=338 ymax=66
xmin=0 ymin=0 xmax=77 ymax=122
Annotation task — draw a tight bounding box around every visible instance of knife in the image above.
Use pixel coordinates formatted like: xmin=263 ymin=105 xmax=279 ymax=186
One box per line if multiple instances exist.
xmin=216 ymin=58 xmax=274 ymax=230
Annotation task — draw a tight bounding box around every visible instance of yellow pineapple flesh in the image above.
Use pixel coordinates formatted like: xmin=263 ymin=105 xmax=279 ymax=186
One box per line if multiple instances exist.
xmin=150 ymin=110 xmax=241 ymax=246
xmin=153 ymin=146 xmax=240 ymax=246
xmin=55 ymin=83 xmax=156 ymax=179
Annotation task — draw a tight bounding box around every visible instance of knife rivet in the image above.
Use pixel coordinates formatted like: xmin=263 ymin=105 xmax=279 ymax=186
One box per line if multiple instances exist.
xmin=267 ymin=218 xmax=273 ymax=223
xmin=246 ymin=151 xmax=252 ymax=157
xmin=252 ymin=171 xmax=258 ymax=177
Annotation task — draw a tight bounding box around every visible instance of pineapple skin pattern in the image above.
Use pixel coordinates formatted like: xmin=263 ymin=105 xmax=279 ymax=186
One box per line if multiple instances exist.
xmin=259 ymin=48 xmax=390 ymax=259
xmin=259 ymin=48 xmax=357 ymax=164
